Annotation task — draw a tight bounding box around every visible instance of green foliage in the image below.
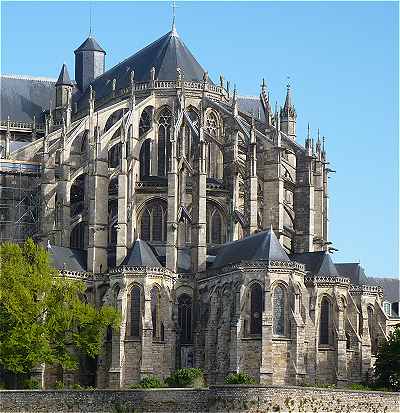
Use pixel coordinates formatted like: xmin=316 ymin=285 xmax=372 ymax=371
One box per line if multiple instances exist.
xmin=165 ymin=368 xmax=204 ymax=388
xmin=374 ymin=325 xmax=400 ymax=391
xmin=135 ymin=376 xmax=164 ymax=389
xmin=54 ymin=380 xmax=64 ymax=390
xmin=224 ymin=372 xmax=256 ymax=385
xmin=0 ymin=239 xmax=121 ymax=375
xmin=22 ymin=378 xmax=40 ymax=389
xmin=347 ymin=383 xmax=371 ymax=391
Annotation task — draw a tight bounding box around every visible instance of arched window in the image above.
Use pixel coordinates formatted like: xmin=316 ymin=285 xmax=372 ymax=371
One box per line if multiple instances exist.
xmin=205 ymin=111 xmax=218 ymax=138
xmin=139 ymin=201 xmax=167 ymax=242
xmin=104 ymin=109 xmax=125 ymax=133
xmin=151 ymin=286 xmax=161 ymax=340
xmin=70 ymin=175 xmax=85 ymax=217
xmin=250 ymin=284 xmax=263 ymax=336
xmin=130 ymin=286 xmax=141 ymax=337
xmin=139 ymin=139 xmax=151 ymax=179
xmin=319 ymin=297 xmax=331 ymax=345
xmin=346 ymin=332 xmax=351 ymax=350
xmin=206 ymin=204 xmax=225 ymax=244
xmin=178 ymin=294 xmax=192 ymax=344
xmin=139 ymin=108 xmax=152 ymax=137
xmin=70 ymin=222 xmax=86 ymax=250
xmin=108 ymin=143 xmax=121 ymax=168
xmin=273 ymin=285 xmax=286 ymax=336
xmin=157 ymin=108 xmax=172 ymax=176
xmin=206 ymin=142 xmax=223 ymax=179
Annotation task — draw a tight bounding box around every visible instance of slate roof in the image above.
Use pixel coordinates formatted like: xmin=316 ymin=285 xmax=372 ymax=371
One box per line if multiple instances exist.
xmin=0 ymin=75 xmax=56 ymax=123
xmin=55 ymin=64 xmax=73 ymax=87
xmin=48 ymin=245 xmax=87 ymax=272
xmin=367 ymin=277 xmax=400 ymax=303
xmin=335 ymin=263 xmax=368 ymax=285
xmin=291 ymin=251 xmax=339 ymax=277
xmin=212 ymin=229 xmax=290 ymax=269
xmin=74 ymin=36 xmax=106 ymax=54
xmin=237 ymin=96 xmax=266 ymax=123
xmin=120 ymin=239 xmax=162 ymax=267
xmin=77 ymin=28 xmax=211 ymax=109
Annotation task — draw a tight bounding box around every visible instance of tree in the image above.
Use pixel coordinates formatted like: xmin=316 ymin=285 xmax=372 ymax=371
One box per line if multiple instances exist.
xmin=374 ymin=325 xmax=400 ymax=391
xmin=0 ymin=239 xmax=120 ymax=377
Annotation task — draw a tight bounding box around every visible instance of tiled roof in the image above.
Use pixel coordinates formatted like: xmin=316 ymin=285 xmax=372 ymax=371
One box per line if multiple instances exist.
xmin=120 ymin=239 xmax=162 ymax=267
xmin=212 ymin=229 xmax=290 ymax=269
xmin=49 ymin=245 xmax=87 ymax=272
xmin=74 ymin=36 xmax=106 ymax=54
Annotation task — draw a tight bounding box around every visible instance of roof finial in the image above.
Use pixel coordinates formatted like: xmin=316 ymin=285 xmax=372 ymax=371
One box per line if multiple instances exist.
xmin=171 ymin=0 xmax=178 ymax=35
xmin=89 ymin=0 xmax=93 ymax=36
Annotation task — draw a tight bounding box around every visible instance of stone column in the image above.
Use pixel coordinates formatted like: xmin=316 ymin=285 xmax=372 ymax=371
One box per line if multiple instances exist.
xmin=291 ymin=290 xmax=306 ymax=385
xmin=204 ymin=294 xmax=218 ymax=384
xmin=336 ymin=305 xmax=348 ymax=386
xmin=191 ymin=125 xmax=207 ymax=272
xmin=166 ymin=123 xmax=178 ymax=272
xmin=140 ymin=284 xmax=154 ymax=377
xmin=228 ymin=287 xmax=242 ymax=374
xmin=109 ymin=285 xmax=127 ymax=389
xmin=262 ymin=143 xmax=284 ymax=236
xmin=40 ymin=136 xmax=56 ymax=243
xmin=360 ymin=302 xmax=372 ymax=379
xmin=260 ymin=275 xmax=273 ymax=384
xmin=294 ymin=152 xmax=315 ymax=252
xmin=245 ymin=121 xmax=258 ymax=235
xmin=313 ymin=156 xmax=324 ymax=250
xmin=116 ymin=140 xmax=128 ymax=265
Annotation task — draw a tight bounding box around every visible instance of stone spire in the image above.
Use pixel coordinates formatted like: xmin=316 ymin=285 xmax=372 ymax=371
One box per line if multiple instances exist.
xmin=280 ymin=80 xmax=297 ymax=140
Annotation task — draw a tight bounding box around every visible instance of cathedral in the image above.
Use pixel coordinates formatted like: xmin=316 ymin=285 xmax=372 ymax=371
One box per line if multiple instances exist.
xmin=0 ymin=20 xmax=398 ymax=389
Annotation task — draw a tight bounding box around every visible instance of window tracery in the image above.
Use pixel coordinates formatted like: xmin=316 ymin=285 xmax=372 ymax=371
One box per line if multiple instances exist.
xmin=178 ymin=294 xmax=192 ymax=344
xmin=139 ymin=139 xmax=151 ymax=178
xmin=206 ymin=204 xmax=226 ymax=244
xmin=139 ymin=200 xmax=167 ymax=242
xmin=158 ymin=108 xmax=172 ymax=176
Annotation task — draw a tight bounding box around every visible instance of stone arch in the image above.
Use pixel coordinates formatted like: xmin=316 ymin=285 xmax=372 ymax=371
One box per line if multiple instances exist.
xmin=206 ymin=201 xmax=227 ymax=245
xmin=139 ymin=105 xmax=154 ymax=138
xmin=137 ymin=198 xmax=168 ymax=242
xmin=104 ymin=108 xmax=125 ymax=133
xmin=319 ymin=294 xmax=333 ymax=346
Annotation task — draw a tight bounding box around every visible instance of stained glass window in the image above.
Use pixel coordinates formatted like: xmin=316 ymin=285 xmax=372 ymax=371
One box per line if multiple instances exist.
xmin=319 ymin=297 xmax=330 ymax=345
xmin=130 ymin=287 xmax=141 ymax=337
xmin=273 ymin=285 xmax=285 ymax=336
xmin=178 ymin=294 xmax=192 ymax=344
xmin=139 ymin=201 xmax=167 ymax=242
xmin=250 ymin=284 xmax=263 ymax=335
xmin=206 ymin=204 xmax=225 ymax=245
xmin=157 ymin=108 xmax=172 ymax=176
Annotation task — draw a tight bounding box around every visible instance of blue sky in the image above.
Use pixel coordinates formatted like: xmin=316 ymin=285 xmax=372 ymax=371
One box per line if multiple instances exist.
xmin=1 ymin=1 xmax=398 ymax=277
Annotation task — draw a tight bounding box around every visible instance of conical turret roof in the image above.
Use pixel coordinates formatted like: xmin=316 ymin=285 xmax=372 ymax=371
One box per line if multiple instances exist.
xmin=212 ymin=228 xmax=290 ymax=268
xmin=74 ymin=35 xmax=106 ymax=54
xmin=120 ymin=239 xmax=162 ymax=268
xmin=55 ymin=63 xmax=73 ymax=87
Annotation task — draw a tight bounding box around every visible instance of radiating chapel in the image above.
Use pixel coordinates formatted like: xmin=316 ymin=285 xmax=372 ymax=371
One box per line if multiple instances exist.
xmin=0 ymin=20 xmax=398 ymax=389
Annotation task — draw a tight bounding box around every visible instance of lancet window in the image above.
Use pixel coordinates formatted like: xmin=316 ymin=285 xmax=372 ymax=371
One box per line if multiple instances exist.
xmin=178 ymin=294 xmax=192 ymax=344
xmin=250 ymin=283 xmax=263 ymax=336
xmin=139 ymin=201 xmax=167 ymax=242
xmin=108 ymin=143 xmax=121 ymax=168
xmin=151 ymin=286 xmax=161 ymax=340
xmin=70 ymin=222 xmax=86 ymax=250
xmin=139 ymin=108 xmax=152 ymax=137
xmin=139 ymin=139 xmax=151 ymax=179
xmin=157 ymin=107 xmax=172 ymax=176
xmin=130 ymin=286 xmax=141 ymax=337
xmin=273 ymin=285 xmax=286 ymax=336
xmin=319 ymin=296 xmax=331 ymax=345
xmin=206 ymin=204 xmax=225 ymax=244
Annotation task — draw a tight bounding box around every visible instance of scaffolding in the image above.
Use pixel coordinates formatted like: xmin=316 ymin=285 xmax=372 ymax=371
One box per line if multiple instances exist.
xmin=0 ymin=160 xmax=41 ymax=243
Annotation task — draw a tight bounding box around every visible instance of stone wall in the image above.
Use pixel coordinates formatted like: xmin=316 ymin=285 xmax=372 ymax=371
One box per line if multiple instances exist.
xmin=1 ymin=386 xmax=398 ymax=413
